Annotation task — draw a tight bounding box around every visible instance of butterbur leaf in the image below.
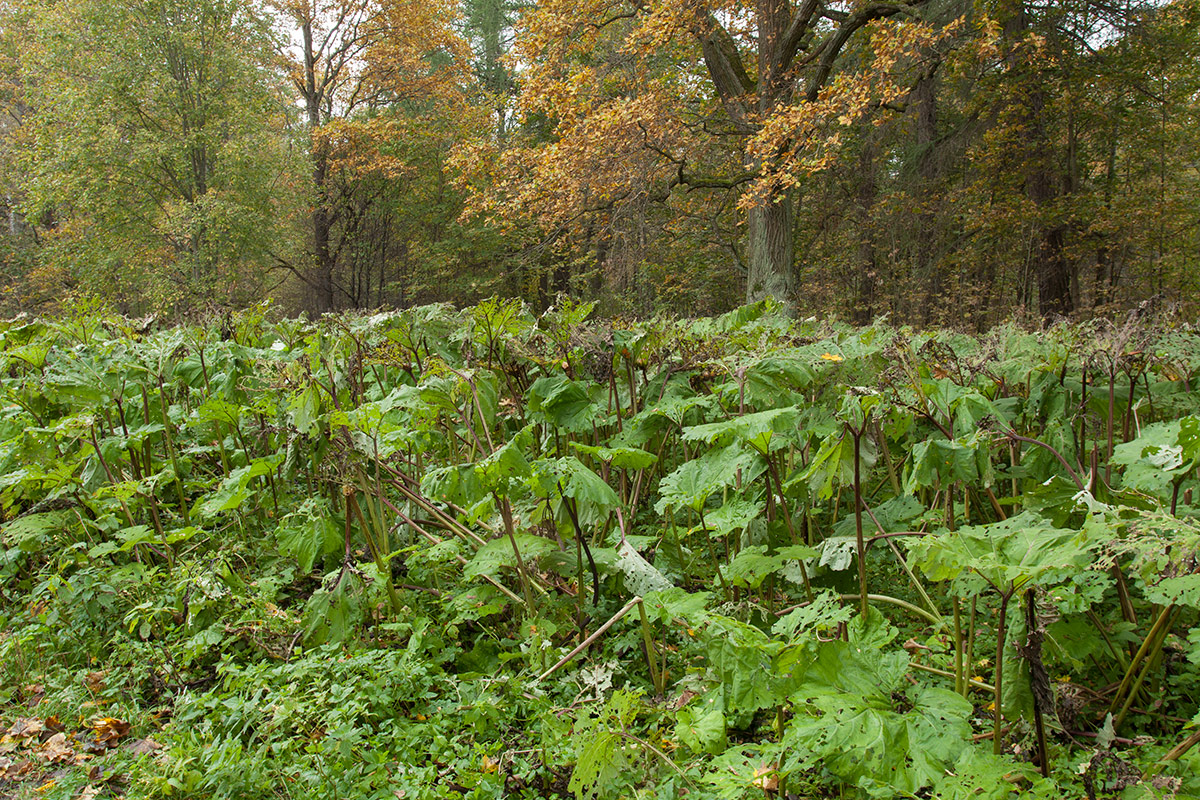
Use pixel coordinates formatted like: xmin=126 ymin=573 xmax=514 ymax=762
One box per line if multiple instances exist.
xmin=642 ymin=587 xmax=711 ymax=625
xmin=725 ymin=546 xmax=785 ymax=589
xmin=615 ymin=541 xmax=672 ymax=595
xmin=702 ymin=498 xmax=766 ymax=538
xmin=655 ymin=444 xmax=765 ymax=513
xmin=1143 ymin=574 xmax=1200 ymax=607
xmin=569 ymin=442 xmax=658 ymax=471
xmin=3 ymin=511 xmax=69 ymax=554
xmin=302 ymin=571 xmax=367 ymax=646
xmin=474 ymin=433 xmax=532 ymax=493
xmin=705 ymin=617 xmax=785 ymax=714
xmin=568 ymin=730 xmax=626 ymax=800
xmin=196 ymin=454 xmax=282 ymax=518
xmin=772 ymin=590 xmax=852 ymax=640
xmin=817 ymin=536 xmax=857 ymax=572
xmin=422 ymin=464 xmax=486 ymax=510
xmin=616 ymin=395 xmax=711 ymax=447
xmin=905 ymin=433 xmax=991 ymax=493
xmin=801 ymin=432 xmax=851 ymax=500
xmin=278 ymin=516 xmax=340 ymax=573
xmin=537 ymin=456 xmax=620 ymax=525
xmin=740 ymin=355 xmax=815 ymax=407
xmin=676 ymin=691 xmax=727 ymax=754
xmin=907 ymin=511 xmax=1094 ymax=596
xmin=682 ymin=407 xmax=801 ymax=454
xmin=465 ymin=534 xmax=557 ymax=580
xmin=527 ymin=375 xmax=601 ymax=433
xmin=782 ymin=641 xmax=973 ymax=796
xmin=933 ymin=748 xmax=1036 ymax=800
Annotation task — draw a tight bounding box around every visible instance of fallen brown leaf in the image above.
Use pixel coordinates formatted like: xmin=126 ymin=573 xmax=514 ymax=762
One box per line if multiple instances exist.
xmin=80 ymin=740 xmax=107 ymax=756
xmin=90 ymin=717 xmax=131 ymax=747
xmin=9 ymin=717 xmax=45 ymax=739
xmin=41 ymin=732 xmax=75 ymax=763
xmin=125 ymin=738 xmax=162 ymax=757
xmin=670 ymin=689 xmax=698 ymax=711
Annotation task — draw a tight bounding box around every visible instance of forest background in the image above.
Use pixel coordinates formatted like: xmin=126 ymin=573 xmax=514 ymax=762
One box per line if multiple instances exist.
xmin=0 ymin=0 xmax=1196 ymax=327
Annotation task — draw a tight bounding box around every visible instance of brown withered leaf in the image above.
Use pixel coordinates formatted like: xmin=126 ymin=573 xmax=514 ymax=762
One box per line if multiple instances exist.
xmin=84 ymin=672 xmax=107 ymax=694
xmin=125 ymin=738 xmax=162 ymax=757
xmin=8 ymin=717 xmax=45 ymax=739
xmin=80 ymin=740 xmax=107 ymax=756
xmin=77 ymin=787 xmax=101 ymax=800
xmin=670 ymin=689 xmax=698 ymax=711
xmin=43 ymin=716 xmax=65 ymax=734
xmin=90 ymin=718 xmax=130 ymax=747
xmin=41 ymin=732 xmax=75 ymax=763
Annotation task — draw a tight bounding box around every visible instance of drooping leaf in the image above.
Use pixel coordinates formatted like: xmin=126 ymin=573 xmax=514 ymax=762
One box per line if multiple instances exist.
xmin=907 ymin=511 xmax=1095 ymax=597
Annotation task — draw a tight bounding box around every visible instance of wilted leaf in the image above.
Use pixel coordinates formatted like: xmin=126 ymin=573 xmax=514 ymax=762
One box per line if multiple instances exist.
xmin=125 ymin=737 xmax=162 ymax=757
xmin=8 ymin=718 xmax=44 ymax=739
xmin=90 ymin=717 xmax=131 ymax=747
xmin=41 ymin=732 xmax=75 ymax=763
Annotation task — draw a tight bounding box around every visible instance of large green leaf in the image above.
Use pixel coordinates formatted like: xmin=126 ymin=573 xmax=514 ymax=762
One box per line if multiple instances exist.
xmin=682 ymin=407 xmax=801 ymax=454
xmin=907 ymin=511 xmax=1095 ymax=596
xmin=655 ymin=444 xmax=766 ymax=513
xmin=569 ymin=442 xmax=658 ymax=471
xmin=464 ymin=534 xmax=558 ymax=580
xmin=527 ymin=375 xmax=603 ymax=433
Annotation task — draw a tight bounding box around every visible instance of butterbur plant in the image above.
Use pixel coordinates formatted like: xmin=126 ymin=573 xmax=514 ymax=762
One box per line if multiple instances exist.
xmin=0 ymin=304 xmax=1199 ymax=800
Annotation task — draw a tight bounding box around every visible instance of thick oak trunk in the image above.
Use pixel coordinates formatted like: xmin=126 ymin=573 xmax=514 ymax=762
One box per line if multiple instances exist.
xmin=311 ymin=158 xmax=336 ymax=313
xmin=745 ymin=193 xmax=795 ymax=305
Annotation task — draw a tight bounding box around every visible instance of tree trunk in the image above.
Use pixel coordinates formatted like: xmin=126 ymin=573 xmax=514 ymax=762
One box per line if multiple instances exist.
xmin=312 ymin=158 xmax=336 ymax=313
xmin=912 ymin=70 xmax=943 ymax=324
xmin=854 ymin=141 xmax=879 ymax=325
xmin=1036 ymin=224 xmax=1072 ymax=318
xmin=745 ymin=192 xmax=795 ymax=305
xmin=303 ymin=15 xmax=336 ymax=314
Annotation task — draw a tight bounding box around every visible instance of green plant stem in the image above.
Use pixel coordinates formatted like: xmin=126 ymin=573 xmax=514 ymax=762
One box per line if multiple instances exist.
xmin=765 ymin=453 xmax=813 ymax=602
xmin=155 ymin=377 xmax=190 ymax=526
xmin=953 ymin=598 xmax=964 ymax=696
xmin=495 ymin=493 xmax=537 ymax=614
xmin=636 ymin=600 xmax=663 ymax=694
xmin=386 ymin=503 xmax=524 ymax=605
xmin=852 ymin=430 xmax=868 ymax=619
xmin=697 ymin=508 xmax=730 ymax=599
xmin=874 ymin=420 xmax=901 ymax=495
xmin=1085 ymin=610 xmax=1130 ymax=673
xmin=615 ymin=732 xmax=696 ymax=789
xmin=1112 ymin=605 xmax=1177 ymax=731
xmin=837 ymin=594 xmax=943 ymax=628
xmin=1026 ymin=589 xmax=1050 ymax=779
xmin=559 ymin=487 xmax=600 ymax=606
xmin=993 ymin=592 xmax=1012 ymax=756
xmin=1109 ymin=603 xmax=1174 ymax=718
xmin=347 ymin=490 xmax=402 ymax=616
xmin=909 ymin=662 xmax=994 ymax=693
xmin=865 ymin=502 xmax=943 ymax=624
xmin=966 ymin=597 xmax=977 ymax=690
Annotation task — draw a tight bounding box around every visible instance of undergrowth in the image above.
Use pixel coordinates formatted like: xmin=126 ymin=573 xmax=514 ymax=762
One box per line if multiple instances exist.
xmin=0 ymin=298 xmax=1199 ymax=799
